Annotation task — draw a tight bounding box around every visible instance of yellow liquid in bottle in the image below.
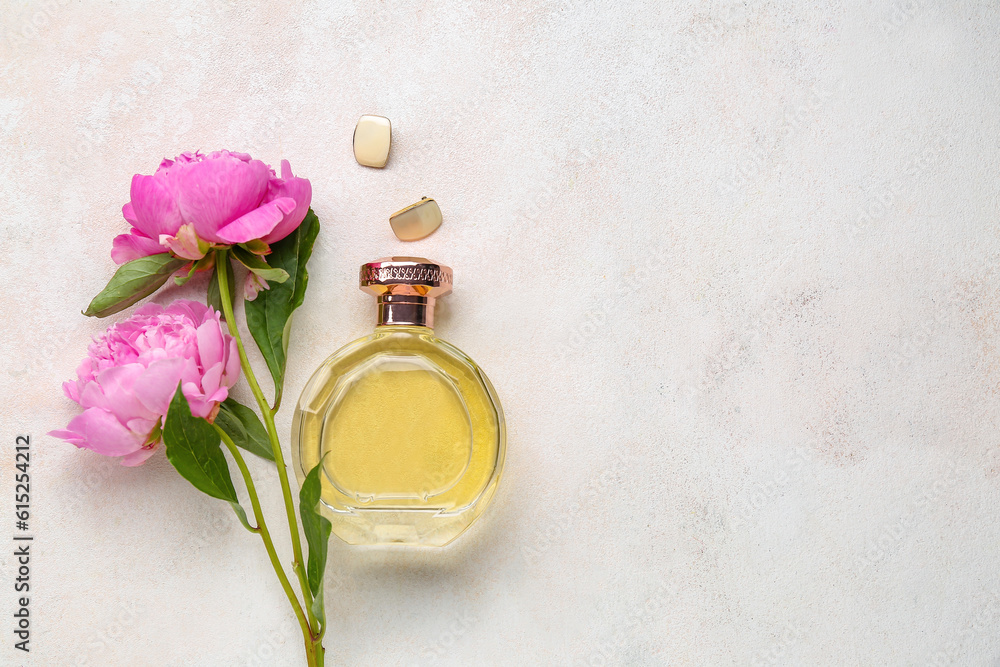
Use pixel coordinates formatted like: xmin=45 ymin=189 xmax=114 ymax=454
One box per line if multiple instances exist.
xmin=292 ymin=326 xmax=504 ymax=546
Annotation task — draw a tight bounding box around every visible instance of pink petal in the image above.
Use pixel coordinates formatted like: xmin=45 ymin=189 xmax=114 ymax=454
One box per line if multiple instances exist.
xmin=125 ymin=417 xmax=158 ymax=435
xmin=261 ymin=161 xmax=312 ymax=244
xmin=63 ymin=381 xmax=81 ymax=403
xmin=158 ymin=224 xmax=206 ymax=261
xmin=224 ymin=338 xmax=240 ymax=384
xmin=75 ymin=357 xmax=95 ymax=381
xmin=207 ymin=387 xmax=229 ymax=403
xmin=186 ymin=401 xmax=211 ymax=420
xmin=171 ymin=155 xmax=270 ymax=242
xmin=48 ymin=429 xmax=84 ymax=445
xmin=120 ymin=446 xmax=157 ymax=466
xmin=66 ymin=408 xmax=144 ymax=457
xmin=133 ymin=358 xmax=186 ymax=416
xmin=182 ymin=381 xmax=213 ymax=419
xmin=132 ymin=302 xmax=165 ymax=318
xmin=176 ymin=357 xmax=202 ymax=394
xmin=111 ymin=231 xmax=165 ymax=264
xmin=129 ymin=173 xmax=184 ymax=239
xmin=79 ymin=381 xmax=111 ymax=411
xmin=215 ymin=197 xmax=293 ymax=244
xmin=165 ymin=300 xmax=209 ymax=324
xmin=97 ymin=364 xmax=160 ymax=422
xmin=122 ymin=202 xmax=139 ymax=225
xmin=196 ymin=320 xmax=224 ymax=369
xmin=243 ymin=271 xmax=270 ymax=301
xmin=200 ymin=361 xmax=224 ymax=396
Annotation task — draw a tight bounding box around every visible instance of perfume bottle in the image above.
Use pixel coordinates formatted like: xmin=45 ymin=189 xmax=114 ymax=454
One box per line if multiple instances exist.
xmin=292 ymin=257 xmax=505 ymax=546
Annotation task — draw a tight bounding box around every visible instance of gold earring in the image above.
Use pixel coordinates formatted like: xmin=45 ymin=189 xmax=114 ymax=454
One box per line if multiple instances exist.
xmin=389 ymin=197 xmax=442 ymax=241
xmin=353 ymin=115 xmax=391 ymax=168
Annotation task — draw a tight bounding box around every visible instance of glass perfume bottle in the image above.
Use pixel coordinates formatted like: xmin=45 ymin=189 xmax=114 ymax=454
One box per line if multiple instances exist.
xmin=292 ymin=257 xmax=505 ymax=546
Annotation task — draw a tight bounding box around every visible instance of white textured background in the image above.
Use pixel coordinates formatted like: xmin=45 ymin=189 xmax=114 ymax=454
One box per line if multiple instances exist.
xmin=1 ymin=1 xmax=999 ymax=665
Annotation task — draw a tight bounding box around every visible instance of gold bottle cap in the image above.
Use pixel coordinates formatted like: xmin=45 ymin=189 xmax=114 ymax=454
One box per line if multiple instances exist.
xmin=360 ymin=257 xmax=452 ymax=328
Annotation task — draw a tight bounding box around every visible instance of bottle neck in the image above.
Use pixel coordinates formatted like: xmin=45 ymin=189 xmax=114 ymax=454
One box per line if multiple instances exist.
xmin=376 ymin=294 xmax=437 ymax=328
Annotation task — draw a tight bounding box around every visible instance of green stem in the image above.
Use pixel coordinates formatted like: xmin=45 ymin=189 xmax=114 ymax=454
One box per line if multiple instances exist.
xmin=214 ymin=250 xmax=321 ymax=632
xmin=214 ymin=426 xmax=312 ymax=643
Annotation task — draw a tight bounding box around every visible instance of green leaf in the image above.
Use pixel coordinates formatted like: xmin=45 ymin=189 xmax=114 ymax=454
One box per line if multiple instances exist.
xmin=174 ymin=264 xmax=197 ymax=286
xmin=232 ymin=246 xmax=289 ymax=283
xmin=312 ymin=586 xmax=326 ymax=632
xmin=84 ymin=254 xmax=188 ymax=317
xmin=214 ymin=398 xmax=274 ymax=462
xmin=245 ymin=208 xmax=320 ymax=410
xmin=163 ymin=384 xmax=251 ymax=530
xmin=299 ymin=458 xmax=331 ymax=629
xmin=207 ymin=254 xmax=237 ymax=318
xmin=173 ymin=255 xmax=212 ymax=286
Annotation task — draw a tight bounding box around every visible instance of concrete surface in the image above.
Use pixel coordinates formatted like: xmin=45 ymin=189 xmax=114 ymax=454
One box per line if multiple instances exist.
xmin=1 ymin=1 xmax=998 ymax=665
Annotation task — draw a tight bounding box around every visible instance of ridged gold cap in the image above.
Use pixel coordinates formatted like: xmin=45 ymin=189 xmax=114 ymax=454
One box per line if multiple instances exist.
xmin=360 ymin=257 xmax=452 ymax=328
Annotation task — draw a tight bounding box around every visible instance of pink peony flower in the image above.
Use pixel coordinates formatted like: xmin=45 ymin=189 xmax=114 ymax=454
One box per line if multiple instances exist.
xmin=111 ymin=150 xmax=312 ymax=264
xmin=49 ymin=300 xmax=240 ymax=466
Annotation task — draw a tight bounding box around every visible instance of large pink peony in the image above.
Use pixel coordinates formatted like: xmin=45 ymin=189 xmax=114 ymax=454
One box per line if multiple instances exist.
xmin=49 ymin=301 xmax=240 ymax=466
xmin=111 ymin=150 xmax=312 ymax=264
